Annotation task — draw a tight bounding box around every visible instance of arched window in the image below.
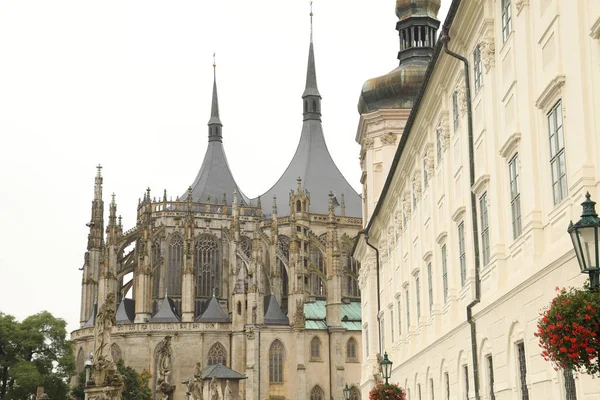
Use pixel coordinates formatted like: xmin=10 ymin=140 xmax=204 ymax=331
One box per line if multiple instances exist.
xmin=76 ymin=348 xmax=85 ymax=374
xmin=310 ymin=249 xmax=325 ymax=296
xmin=310 ymin=386 xmax=324 ymax=400
xmin=277 ymin=236 xmax=290 ymax=298
xmin=237 ymin=301 xmax=242 ymax=315
xmin=239 ymin=236 xmax=252 ymax=258
xmin=111 ymin=343 xmax=122 ymax=363
xmin=342 ymin=245 xmax=360 ymax=298
xmin=310 ymin=337 xmax=321 ymax=360
xmin=347 ymin=338 xmax=358 ymax=361
xmin=296 ymin=200 xmax=302 ymax=212
xmin=269 ymin=340 xmax=284 ymax=383
xmin=350 ymin=387 xmax=361 ymax=400
xmin=304 ymin=100 xmax=308 ymax=113
xmin=194 ymin=235 xmax=220 ymax=298
xmin=312 ymin=100 xmax=317 ymax=112
xmin=207 ymin=342 xmax=227 ymax=366
xmin=166 ymin=235 xmax=183 ymax=296
xmin=152 ymin=240 xmax=162 ymax=298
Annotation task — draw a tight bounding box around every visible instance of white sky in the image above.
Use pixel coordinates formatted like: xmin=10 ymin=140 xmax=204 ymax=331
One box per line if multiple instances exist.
xmin=0 ymin=1 xmax=449 ymax=334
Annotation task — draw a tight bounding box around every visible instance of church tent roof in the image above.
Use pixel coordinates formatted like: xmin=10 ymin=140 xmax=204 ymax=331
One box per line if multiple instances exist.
xmin=263 ymin=294 xmax=289 ymax=325
xmin=115 ymin=298 xmax=135 ymax=324
xmin=149 ymin=296 xmax=180 ymax=323
xmin=196 ymin=295 xmax=230 ymax=323
xmin=82 ymin=303 xmax=97 ymax=328
xmin=201 ymin=364 xmax=246 ymax=380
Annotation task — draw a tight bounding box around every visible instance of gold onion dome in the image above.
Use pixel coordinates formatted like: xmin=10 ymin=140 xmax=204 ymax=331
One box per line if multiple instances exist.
xmin=358 ymin=0 xmax=440 ymax=114
xmin=396 ymin=0 xmax=441 ymax=20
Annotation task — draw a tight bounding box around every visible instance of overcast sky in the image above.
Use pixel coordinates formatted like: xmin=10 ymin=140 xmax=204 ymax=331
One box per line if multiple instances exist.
xmin=0 ymin=1 xmax=449 ymax=333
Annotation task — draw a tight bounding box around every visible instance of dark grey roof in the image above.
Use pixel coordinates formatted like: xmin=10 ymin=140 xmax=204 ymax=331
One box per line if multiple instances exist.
xmin=82 ymin=303 xmax=97 ymax=328
xmin=263 ymin=294 xmax=289 ymax=326
xmin=181 ymin=67 xmax=249 ymax=205
xmin=256 ymin=40 xmax=361 ymax=217
xmin=150 ymin=296 xmax=180 ymax=323
xmin=196 ymin=296 xmax=230 ymax=323
xmin=201 ymin=364 xmax=246 ymax=380
xmin=115 ymin=298 xmax=135 ymax=324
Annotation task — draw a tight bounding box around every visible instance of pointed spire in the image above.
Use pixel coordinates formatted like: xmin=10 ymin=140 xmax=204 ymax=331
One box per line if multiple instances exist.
xmin=108 ymin=193 xmax=117 ymax=227
xmin=94 ymin=164 xmax=103 ymax=200
xmin=208 ymin=53 xmax=223 ymax=142
xmin=303 ymin=2 xmax=320 ymax=100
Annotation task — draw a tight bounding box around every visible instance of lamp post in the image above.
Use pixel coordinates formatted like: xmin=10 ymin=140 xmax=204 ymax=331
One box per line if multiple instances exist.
xmin=568 ymin=192 xmax=600 ymax=291
xmin=343 ymin=384 xmax=350 ymax=400
xmin=379 ymin=352 xmax=393 ymax=385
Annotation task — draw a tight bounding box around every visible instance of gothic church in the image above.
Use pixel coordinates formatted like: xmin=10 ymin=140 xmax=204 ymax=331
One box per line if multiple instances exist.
xmin=71 ymin=18 xmax=363 ymax=400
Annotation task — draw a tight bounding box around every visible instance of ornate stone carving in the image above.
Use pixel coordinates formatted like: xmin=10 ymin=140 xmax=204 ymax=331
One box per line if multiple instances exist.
xmin=436 ymin=121 xmax=450 ymax=151
xmin=92 ymin=293 xmax=123 ymax=388
xmin=455 ymin=84 xmax=467 ymax=116
xmin=363 ymin=137 xmax=374 ymax=149
xmin=412 ymin=172 xmax=422 ymax=201
xmin=246 ymin=327 xmax=255 ymax=340
xmin=187 ymin=362 xmax=204 ymax=400
xmin=384 ymin=120 xmax=404 ymax=129
xmin=425 ymin=147 xmax=435 ymax=177
xmin=380 ymin=132 xmax=398 ymax=146
xmin=293 ymin=299 xmax=306 ymax=328
xmin=209 ymin=377 xmax=219 ymax=400
xmin=156 ymin=336 xmax=176 ymax=400
xmin=479 ymin=38 xmax=496 ymax=72
xmin=223 ymin=380 xmax=232 ymax=400
xmin=515 ymin=0 xmax=529 ymax=14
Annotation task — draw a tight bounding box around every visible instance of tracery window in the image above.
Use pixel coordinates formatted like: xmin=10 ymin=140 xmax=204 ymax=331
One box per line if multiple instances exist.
xmin=166 ymin=235 xmax=183 ymax=296
xmin=207 ymin=342 xmax=227 ymax=366
xmin=310 ymin=249 xmax=326 ymax=296
xmin=310 ymin=337 xmax=321 ymax=360
xmin=342 ymin=245 xmax=360 ymax=298
xmin=239 ymin=236 xmax=252 ymax=258
xmin=194 ymin=235 xmax=220 ymax=298
xmin=269 ymin=340 xmax=284 ymax=383
xmin=277 ymin=236 xmax=290 ymax=297
xmin=347 ymin=337 xmax=357 ymax=361
xmin=310 ymin=386 xmax=324 ymax=400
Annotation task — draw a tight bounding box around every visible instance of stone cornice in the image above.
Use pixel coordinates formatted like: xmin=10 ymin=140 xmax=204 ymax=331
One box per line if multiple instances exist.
xmin=535 ymin=75 xmax=566 ymax=109
xmin=451 ymin=206 xmax=466 ymax=223
xmin=471 ymin=174 xmax=491 ymax=196
xmin=499 ymin=132 xmax=522 ymax=158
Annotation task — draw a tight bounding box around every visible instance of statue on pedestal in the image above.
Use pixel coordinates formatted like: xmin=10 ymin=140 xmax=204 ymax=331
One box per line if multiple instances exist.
xmin=189 ymin=362 xmax=204 ymax=400
xmin=209 ymin=377 xmax=219 ymax=400
xmin=155 ymin=336 xmax=176 ymax=400
xmin=223 ymin=380 xmax=232 ymax=400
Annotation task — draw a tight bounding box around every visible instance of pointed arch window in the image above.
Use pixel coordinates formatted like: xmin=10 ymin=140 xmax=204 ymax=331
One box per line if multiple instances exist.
xmin=277 ymin=236 xmax=290 ymax=298
xmin=194 ymin=235 xmax=220 ymax=298
xmin=310 ymin=337 xmax=321 ymax=360
xmin=342 ymin=245 xmax=360 ymax=298
xmin=296 ymin=200 xmax=302 ymax=212
xmin=269 ymin=340 xmax=284 ymax=383
xmin=76 ymin=348 xmax=85 ymax=374
xmin=152 ymin=240 xmax=163 ymax=298
xmin=346 ymin=337 xmax=358 ymax=361
xmin=166 ymin=235 xmax=183 ymax=296
xmin=310 ymin=249 xmax=326 ymax=296
xmin=207 ymin=342 xmax=227 ymax=366
xmin=310 ymin=386 xmax=324 ymax=400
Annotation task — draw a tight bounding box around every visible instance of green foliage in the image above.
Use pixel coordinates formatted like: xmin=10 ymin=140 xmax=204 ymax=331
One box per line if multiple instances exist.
xmin=0 ymin=311 xmax=74 ymax=400
xmin=71 ymin=362 xmax=151 ymax=400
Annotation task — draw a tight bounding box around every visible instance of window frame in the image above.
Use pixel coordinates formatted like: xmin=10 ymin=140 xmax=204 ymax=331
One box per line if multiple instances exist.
xmin=516 ymin=342 xmax=529 ymax=400
xmin=441 ymin=244 xmax=448 ymax=303
xmin=473 ymin=44 xmax=482 ymax=92
xmin=458 ymin=222 xmax=467 ymax=286
xmin=452 ymin=91 xmax=460 ymax=131
xmin=480 ymin=192 xmax=491 ymax=265
xmin=486 ymin=354 xmax=496 ymax=400
xmin=269 ymin=340 xmax=285 ymax=384
xmin=406 ymin=288 xmax=411 ymax=329
xmin=502 ymin=0 xmax=512 ymax=43
xmin=427 ymin=262 xmax=433 ymax=312
xmin=415 ymin=275 xmax=421 ymax=321
xmin=548 ymin=100 xmax=567 ymax=205
xmin=508 ymin=154 xmax=522 ymax=239
xmin=310 ymin=336 xmax=322 ymax=361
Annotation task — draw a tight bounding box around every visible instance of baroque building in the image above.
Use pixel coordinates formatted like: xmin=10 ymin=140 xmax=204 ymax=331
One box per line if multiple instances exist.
xmin=355 ymin=0 xmax=600 ymax=399
xmin=72 ymin=23 xmax=364 ymax=400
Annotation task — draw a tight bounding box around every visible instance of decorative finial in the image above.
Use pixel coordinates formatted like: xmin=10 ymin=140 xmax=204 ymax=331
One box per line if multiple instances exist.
xmin=96 ymin=164 xmax=103 ymax=176
xmin=111 ymin=193 xmax=116 ymax=204
xmin=297 ymin=176 xmax=302 ymax=193
xmin=310 ymin=1 xmax=314 ymax=43
xmin=272 ymin=195 xmax=278 ymax=214
xmin=213 ymin=52 xmax=216 ymax=68
xmin=163 ymin=189 xmax=167 ymax=202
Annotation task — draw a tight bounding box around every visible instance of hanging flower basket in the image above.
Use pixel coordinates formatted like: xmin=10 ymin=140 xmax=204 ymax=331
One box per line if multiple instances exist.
xmin=368 ymin=383 xmax=406 ymax=400
xmin=535 ymin=285 xmax=600 ymax=375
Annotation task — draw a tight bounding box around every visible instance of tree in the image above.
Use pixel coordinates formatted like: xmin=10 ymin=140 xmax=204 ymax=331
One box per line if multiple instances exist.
xmin=0 ymin=311 xmax=74 ymax=400
xmin=71 ymin=361 xmax=152 ymax=400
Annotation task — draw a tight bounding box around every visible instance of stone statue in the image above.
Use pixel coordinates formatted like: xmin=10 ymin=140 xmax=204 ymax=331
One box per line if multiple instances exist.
xmin=209 ymin=377 xmax=219 ymax=400
xmin=93 ymin=293 xmax=116 ymax=365
xmin=155 ymin=336 xmax=176 ymax=400
xmin=190 ymin=362 xmax=204 ymax=400
xmin=223 ymin=380 xmax=232 ymax=400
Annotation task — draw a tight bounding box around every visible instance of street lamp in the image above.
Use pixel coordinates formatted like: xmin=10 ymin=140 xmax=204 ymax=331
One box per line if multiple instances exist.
xmin=568 ymin=192 xmax=600 ymax=291
xmin=343 ymin=384 xmax=351 ymax=400
xmin=84 ymin=353 xmax=93 ymax=386
xmin=379 ymin=352 xmax=393 ymax=385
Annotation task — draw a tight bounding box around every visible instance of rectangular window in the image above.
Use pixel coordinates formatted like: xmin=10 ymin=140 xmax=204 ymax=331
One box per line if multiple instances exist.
xmin=415 ymin=276 xmax=421 ymax=320
xmin=509 ymin=154 xmax=522 ymax=239
xmin=502 ymin=0 xmax=512 ymax=42
xmin=441 ymin=245 xmax=448 ymax=303
xmin=458 ymin=222 xmax=467 ymax=286
xmin=445 ymin=372 xmax=450 ymax=400
xmin=463 ymin=365 xmax=469 ymax=400
xmin=474 ymin=44 xmax=482 ymax=92
xmin=423 ymin=157 xmax=429 ymax=188
xmin=517 ymin=342 xmax=530 ymax=400
xmin=563 ymin=368 xmax=577 ymax=400
xmin=453 ymin=91 xmax=460 ymax=131
xmin=487 ymin=355 xmax=496 ymax=400
xmin=380 ymin=318 xmax=385 ymax=352
xmin=480 ymin=192 xmax=490 ymax=265
xmin=390 ymin=311 xmax=395 ymax=343
xmin=548 ymin=101 xmax=567 ymax=205
xmin=427 ymin=262 xmax=433 ymax=312
xmin=397 ymin=300 xmax=402 ymax=337
xmin=406 ymin=289 xmax=411 ymax=328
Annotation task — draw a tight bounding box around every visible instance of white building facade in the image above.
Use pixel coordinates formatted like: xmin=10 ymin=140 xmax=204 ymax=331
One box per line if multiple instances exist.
xmin=355 ymin=0 xmax=600 ymax=399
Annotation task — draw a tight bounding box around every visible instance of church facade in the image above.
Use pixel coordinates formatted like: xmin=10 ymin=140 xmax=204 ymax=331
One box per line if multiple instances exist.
xmin=71 ymin=26 xmax=363 ymax=400
xmin=355 ymin=0 xmax=600 ymax=399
